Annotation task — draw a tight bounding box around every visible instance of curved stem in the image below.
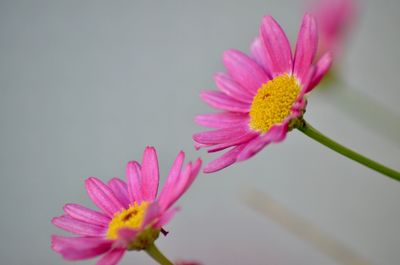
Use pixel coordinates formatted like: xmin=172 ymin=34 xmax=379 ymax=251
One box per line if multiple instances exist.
xmin=298 ymin=120 xmax=400 ymax=182
xmin=145 ymin=243 xmax=174 ymax=265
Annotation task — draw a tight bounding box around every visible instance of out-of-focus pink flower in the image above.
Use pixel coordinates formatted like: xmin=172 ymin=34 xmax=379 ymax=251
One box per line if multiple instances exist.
xmin=311 ymin=0 xmax=358 ymax=58
xmin=51 ymin=146 xmax=201 ymax=265
xmin=193 ymin=14 xmax=332 ymax=173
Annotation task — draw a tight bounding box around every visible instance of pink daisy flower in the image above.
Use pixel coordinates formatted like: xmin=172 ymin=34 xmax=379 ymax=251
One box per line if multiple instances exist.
xmin=312 ymin=0 xmax=358 ymax=58
xmin=193 ymin=14 xmax=332 ymax=173
xmin=51 ymin=146 xmax=201 ymax=265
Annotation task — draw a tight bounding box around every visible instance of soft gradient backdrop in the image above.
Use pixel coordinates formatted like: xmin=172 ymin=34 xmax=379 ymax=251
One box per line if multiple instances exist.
xmin=0 ymin=0 xmax=399 ymax=264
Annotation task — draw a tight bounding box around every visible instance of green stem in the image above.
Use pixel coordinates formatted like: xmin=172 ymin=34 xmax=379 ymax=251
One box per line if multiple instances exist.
xmin=145 ymin=243 xmax=174 ymax=265
xmin=298 ymin=120 xmax=400 ymax=182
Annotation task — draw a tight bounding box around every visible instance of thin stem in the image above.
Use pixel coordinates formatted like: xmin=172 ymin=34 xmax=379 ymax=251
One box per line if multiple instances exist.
xmin=298 ymin=120 xmax=400 ymax=182
xmin=145 ymin=243 xmax=174 ymax=265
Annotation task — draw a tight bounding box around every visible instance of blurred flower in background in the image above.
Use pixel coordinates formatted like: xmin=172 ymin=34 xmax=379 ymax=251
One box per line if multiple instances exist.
xmin=311 ymin=0 xmax=358 ymax=61
xmin=51 ymin=147 xmax=201 ymax=265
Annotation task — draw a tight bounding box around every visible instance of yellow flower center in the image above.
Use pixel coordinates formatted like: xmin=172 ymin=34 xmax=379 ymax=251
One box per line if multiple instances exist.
xmin=107 ymin=202 xmax=150 ymax=240
xmin=249 ymin=74 xmax=301 ymax=133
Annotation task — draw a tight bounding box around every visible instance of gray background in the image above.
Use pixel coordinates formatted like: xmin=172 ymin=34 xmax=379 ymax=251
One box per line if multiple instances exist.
xmin=1 ymin=0 xmax=399 ymax=264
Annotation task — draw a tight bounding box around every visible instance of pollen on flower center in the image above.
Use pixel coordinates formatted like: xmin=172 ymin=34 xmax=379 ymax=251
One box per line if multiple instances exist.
xmin=249 ymin=74 xmax=301 ymax=133
xmin=107 ymin=201 xmax=150 ymax=240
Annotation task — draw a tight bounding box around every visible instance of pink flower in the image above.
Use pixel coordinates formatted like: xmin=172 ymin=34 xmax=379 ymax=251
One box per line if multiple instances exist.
xmin=193 ymin=14 xmax=332 ymax=173
xmin=311 ymin=0 xmax=358 ymax=58
xmin=51 ymin=147 xmax=201 ymax=265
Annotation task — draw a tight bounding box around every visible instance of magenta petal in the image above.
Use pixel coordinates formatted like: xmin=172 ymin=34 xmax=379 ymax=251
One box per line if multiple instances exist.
xmin=194 ymin=142 xmax=210 ymax=150
xmin=96 ymin=249 xmax=125 ymax=265
xmin=206 ymin=132 xmax=258 ymax=153
xmin=308 ymin=52 xmax=333 ymax=91
xmin=293 ymin=13 xmax=318 ymax=84
xmin=85 ymin=178 xmax=125 ymax=217
xmin=126 ymin=161 xmax=143 ymax=203
xmin=200 ymin=90 xmax=250 ymax=113
xmin=300 ymin=65 xmax=317 ymax=94
xmin=64 ymin=204 xmax=110 ymax=226
xmin=182 ymin=158 xmax=202 ymax=194
xmin=140 ymin=146 xmax=159 ymax=201
xmin=155 ymin=207 xmax=180 ymax=228
xmin=171 ymin=158 xmax=202 ymax=208
xmin=267 ymin=123 xmax=289 ymax=142
xmin=250 ymin=36 xmax=272 ymax=78
xmin=236 ymin=136 xmax=270 ymax=162
xmin=141 ymin=202 xmax=161 ymax=228
xmin=237 ymin=124 xmax=288 ymax=161
xmin=193 ymin=126 xmax=250 ymax=145
xmin=158 ymin=151 xmax=185 ymax=211
xmin=194 ymin=112 xmax=248 ymax=129
xmin=159 ymin=162 xmax=192 ymax=211
xmin=159 ymin=158 xmax=201 ymax=210
xmin=117 ymin=228 xmax=138 ymax=246
xmin=51 ymin=235 xmax=112 ymax=261
xmin=223 ymin=49 xmax=269 ymax=94
xmin=260 ymin=16 xmax=293 ymax=76
xmin=214 ymin=73 xmax=253 ymax=102
xmin=108 ymin=178 xmax=130 ymax=209
xmin=52 ymin=215 xmax=106 ymax=236
xmin=203 ymin=144 xmax=247 ymax=173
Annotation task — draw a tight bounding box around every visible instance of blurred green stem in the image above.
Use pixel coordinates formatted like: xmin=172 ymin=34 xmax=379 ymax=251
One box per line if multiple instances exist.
xmin=298 ymin=120 xmax=400 ymax=182
xmin=145 ymin=243 xmax=174 ymax=265
xmin=316 ymin=73 xmax=400 ymax=146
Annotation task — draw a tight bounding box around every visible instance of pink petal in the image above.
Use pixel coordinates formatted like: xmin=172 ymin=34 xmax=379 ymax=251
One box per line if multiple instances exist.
xmin=159 ymin=162 xmax=192 ymax=211
xmin=96 ymin=249 xmax=125 ymax=265
xmin=194 ymin=112 xmax=249 ymax=129
xmin=126 ymin=161 xmax=143 ymax=203
xmin=182 ymin=158 xmax=202 ymax=194
xmin=193 ymin=126 xmax=250 ymax=145
xmin=141 ymin=202 xmax=161 ymax=228
xmin=52 ymin=215 xmax=107 ymax=236
xmin=194 ymin=142 xmax=210 ymax=150
xmin=223 ymin=49 xmax=269 ymax=94
xmin=300 ymin=65 xmax=317 ymax=94
xmin=237 ymin=124 xmax=288 ymax=161
xmin=250 ymin=36 xmax=272 ymax=77
xmin=117 ymin=228 xmax=138 ymax=247
xmin=214 ymin=73 xmax=253 ymax=103
xmin=260 ymin=16 xmax=293 ymax=76
xmin=206 ymin=132 xmax=258 ymax=153
xmin=200 ymin=90 xmax=250 ymax=113
xmin=293 ymin=13 xmax=318 ymax=84
xmin=164 ymin=158 xmax=202 ymax=210
xmin=158 ymin=151 xmax=185 ymax=211
xmin=155 ymin=207 xmax=180 ymax=228
xmin=85 ymin=177 xmax=125 ymax=217
xmin=108 ymin=178 xmax=130 ymax=208
xmin=163 ymin=162 xmax=193 ymax=209
xmin=63 ymin=204 xmax=110 ymax=226
xmin=307 ymin=52 xmax=333 ymax=91
xmin=140 ymin=146 xmax=160 ymax=201
xmin=51 ymin=235 xmax=112 ymax=261
xmin=203 ymin=144 xmax=247 ymax=173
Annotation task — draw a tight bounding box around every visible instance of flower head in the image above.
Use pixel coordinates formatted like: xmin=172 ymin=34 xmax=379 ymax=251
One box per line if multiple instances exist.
xmin=193 ymin=14 xmax=332 ymax=173
xmin=51 ymin=147 xmax=201 ymax=265
xmin=311 ymin=0 xmax=358 ymax=58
